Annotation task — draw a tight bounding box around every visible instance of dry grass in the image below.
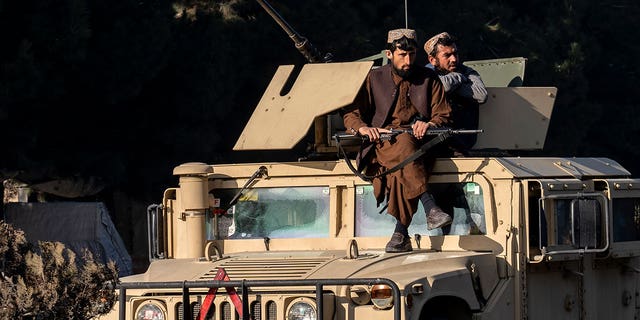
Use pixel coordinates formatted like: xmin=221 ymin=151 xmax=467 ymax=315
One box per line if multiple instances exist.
xmin=1 ymin=221 xmax=119 ymax=319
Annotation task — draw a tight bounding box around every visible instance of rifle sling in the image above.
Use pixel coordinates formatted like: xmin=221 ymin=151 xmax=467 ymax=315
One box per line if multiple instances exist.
xmin=336 ymin=131 xmax=452 ymax=181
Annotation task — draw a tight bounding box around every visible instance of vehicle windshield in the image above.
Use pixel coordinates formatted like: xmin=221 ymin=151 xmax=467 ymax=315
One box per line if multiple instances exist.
xmin=355 ymin=182 xmax=486 ymax=236
xmin=208 ymin=186 xmax=331 ymax=240
xmin=207 ymin=182 xmax=486 ymax=240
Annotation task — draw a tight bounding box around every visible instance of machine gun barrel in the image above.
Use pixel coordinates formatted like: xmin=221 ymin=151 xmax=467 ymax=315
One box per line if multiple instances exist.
xmin=334 ymin=128 xmax=484 ymax=143
xmin=256 ymin=0 xmax=328 ymax=63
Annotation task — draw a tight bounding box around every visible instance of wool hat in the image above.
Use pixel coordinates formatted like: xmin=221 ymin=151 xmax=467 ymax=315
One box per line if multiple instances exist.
xmin=387 ymin=28 xmax=417 ymax=43
xmin=424 ymin=32 xmax=454 ymax=56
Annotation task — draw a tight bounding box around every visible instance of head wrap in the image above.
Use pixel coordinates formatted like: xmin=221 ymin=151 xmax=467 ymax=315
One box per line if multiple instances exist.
xmin=387 ymin=28 xmax=417 ymax=43
xmin=424 ymin=32 xmax=454 ymax=57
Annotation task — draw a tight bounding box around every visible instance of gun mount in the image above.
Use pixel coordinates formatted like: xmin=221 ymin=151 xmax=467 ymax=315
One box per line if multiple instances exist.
xmin=255 ymin=0 xmax=341 ymax=156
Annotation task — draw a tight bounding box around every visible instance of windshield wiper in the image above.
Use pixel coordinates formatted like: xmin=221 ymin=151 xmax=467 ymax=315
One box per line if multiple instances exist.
xmin=227 ymin=166 xmax=268 ymax=209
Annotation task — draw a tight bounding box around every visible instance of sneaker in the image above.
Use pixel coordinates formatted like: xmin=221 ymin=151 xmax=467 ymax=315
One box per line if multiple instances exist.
xmin=427 ymin=207 xmax=452 ymax=230
xmin=384 ymin=232 xmax=413 ymax=253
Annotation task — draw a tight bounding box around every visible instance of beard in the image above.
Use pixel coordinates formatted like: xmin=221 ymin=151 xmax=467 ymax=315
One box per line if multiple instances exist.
xmin=434 ymin=60 xmax=455 ymax=74
xmin=392 ymin=65 xmax=412 ymax=79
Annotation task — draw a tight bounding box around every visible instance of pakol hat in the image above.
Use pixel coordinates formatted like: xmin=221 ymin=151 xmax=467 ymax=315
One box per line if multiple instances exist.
xmin=424 ymin=32 xmax=454 ymax=56
xmin=387 ymin=28 xmax=417 ymax=43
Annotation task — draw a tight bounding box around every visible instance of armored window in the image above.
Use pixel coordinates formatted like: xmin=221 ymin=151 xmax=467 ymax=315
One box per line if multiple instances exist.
xmin=208 ymin=186 xmax=330 ymax=240
xmin=612 ymin=198 xmax=640 ymax=242
xmin=547 ymin=199 xmax=603 ymax=248
xmin=354 ymin=182 xmax=486 ymax=237
xmin=594 ymin=179 xmax=640 ymax=256
xmin=536 ymin=195 xmax=607 ymax=254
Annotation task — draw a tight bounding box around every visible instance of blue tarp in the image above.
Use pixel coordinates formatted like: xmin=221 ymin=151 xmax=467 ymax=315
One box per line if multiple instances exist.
xmin=4 ymin=202 xmax=132 ymax=277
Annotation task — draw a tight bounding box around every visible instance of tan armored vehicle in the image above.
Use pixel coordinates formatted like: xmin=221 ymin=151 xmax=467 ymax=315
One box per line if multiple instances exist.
xmin=100 ymin=55 xmax=640 ymax=320
xmin=100 ymin=2 xmax=640 ymax=319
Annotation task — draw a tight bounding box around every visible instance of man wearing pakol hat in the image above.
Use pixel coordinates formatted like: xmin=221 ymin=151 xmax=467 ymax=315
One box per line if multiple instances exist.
xmin=425 ymin=32 xmax=488 ymax=156
xmin=341 ymin=28 xmax=453 ymax=253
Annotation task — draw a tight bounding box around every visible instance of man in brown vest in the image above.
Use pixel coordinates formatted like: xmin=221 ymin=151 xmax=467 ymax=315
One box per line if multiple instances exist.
xmin=342 ymin=28 xmax=453 ymax=252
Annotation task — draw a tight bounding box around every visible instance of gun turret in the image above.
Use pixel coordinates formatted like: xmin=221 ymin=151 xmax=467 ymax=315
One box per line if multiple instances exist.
xmin=255 ymin=0 xmax=335 ymax=157
xmin=256 ymin=0 xmax=331 ymax=63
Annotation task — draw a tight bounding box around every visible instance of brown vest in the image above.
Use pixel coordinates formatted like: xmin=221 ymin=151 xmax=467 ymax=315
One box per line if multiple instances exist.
xmin=368 ymin=64 xmax=438 ymax=127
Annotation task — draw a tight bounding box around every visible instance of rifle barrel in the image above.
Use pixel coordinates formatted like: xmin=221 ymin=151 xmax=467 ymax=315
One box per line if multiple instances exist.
xmin=256 ymin=0 xmax=326 ymax=63
xmin=256 ymin=0 xmax=300 ymax=43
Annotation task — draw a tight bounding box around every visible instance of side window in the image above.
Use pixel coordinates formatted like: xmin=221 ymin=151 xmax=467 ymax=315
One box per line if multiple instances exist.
xmin=529 ymin=181 xmax=610 ymax=260
xmin=535 ymin=195 xmax=605 ymax=253
xmin=354 ymin=182 xmax=486 ymax=237
xmin=207 ymin=186 xmax=330 ymax=240
xmin=612 ymin=198 xmax=640 ymax=242
xmin=551 ymin=199 xmax=602 ymax=248
xmin=554 ymin=199 xmax=573 ymax=245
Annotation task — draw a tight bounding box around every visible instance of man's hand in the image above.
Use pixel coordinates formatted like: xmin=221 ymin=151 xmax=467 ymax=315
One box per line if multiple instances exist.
xmin=411 ymin=120 xmax=435 ymax=140
xmin=358 ymin=127 xmax=391 ymax=142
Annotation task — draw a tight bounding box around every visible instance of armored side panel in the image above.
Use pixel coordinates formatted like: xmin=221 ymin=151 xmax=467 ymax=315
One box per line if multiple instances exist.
xmin=235 ymin=60 xmax=556 ymax=152
xmin=465 ymin=57 xmax=557 ymax=150
xmin=464 ymin=57 xmax=527 ymax=87
xmin=233 ymin=61 xmax=373 ymax=150
xmin=475 ymin=87 xmax=557 ymax=150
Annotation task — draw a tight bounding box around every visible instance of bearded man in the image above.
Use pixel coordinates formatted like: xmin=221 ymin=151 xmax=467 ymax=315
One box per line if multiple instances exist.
xmin=425 ymin=32 xmax=488 ymax=156
xmin=341 ymin=28 xmax=453 ymax=253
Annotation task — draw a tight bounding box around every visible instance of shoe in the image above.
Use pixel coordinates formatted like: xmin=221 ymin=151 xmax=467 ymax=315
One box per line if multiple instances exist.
xmin=452 ymin=150 xmax=467 ymax=158
xmin=448 ymin=145 xmax=468 ymax=158
xmin=385 ymin=232 xmax=412 ymax=253
xmin=427 ymin=207 xmax=452 ymax=230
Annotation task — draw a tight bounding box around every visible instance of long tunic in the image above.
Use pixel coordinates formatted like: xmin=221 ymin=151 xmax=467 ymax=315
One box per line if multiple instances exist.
xmin=343 ymin=67 xmax=451 ymax=226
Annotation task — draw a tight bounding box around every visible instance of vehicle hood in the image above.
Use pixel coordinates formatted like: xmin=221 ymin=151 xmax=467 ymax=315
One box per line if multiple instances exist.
xmin=123 ymin=249 xmax=498 ymax=299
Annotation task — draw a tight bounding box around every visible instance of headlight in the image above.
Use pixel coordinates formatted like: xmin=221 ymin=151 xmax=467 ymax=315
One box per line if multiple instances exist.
xmin=135 ymin=300 xmax=166 ymax=320
xmin=371 ymin=284 xmax=394 ymax=309
xmin=349 ymin=285 xmax=371 ymax=305
xmin=287 ymin=299 xmax=317 ymax=320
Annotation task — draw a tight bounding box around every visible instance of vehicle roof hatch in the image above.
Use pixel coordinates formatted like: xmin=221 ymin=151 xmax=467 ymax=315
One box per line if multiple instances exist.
xmin=233 ymin=61 xmax=373 ymax=150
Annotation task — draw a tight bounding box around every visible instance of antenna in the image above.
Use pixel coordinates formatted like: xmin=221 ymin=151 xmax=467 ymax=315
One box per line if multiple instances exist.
xmin=404 ymin=0 xmax=408 ymax=28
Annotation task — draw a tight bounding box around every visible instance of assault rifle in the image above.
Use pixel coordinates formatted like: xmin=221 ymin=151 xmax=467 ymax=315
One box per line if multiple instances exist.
xmin=333 ymin=128 xmax=483 ymax=143
xmin=333 ymin=128 xmax=483 ymax=181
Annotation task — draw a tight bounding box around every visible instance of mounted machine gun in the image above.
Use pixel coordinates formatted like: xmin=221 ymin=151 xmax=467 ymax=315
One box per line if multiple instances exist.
xmin=256 ymin=0 xmax=345 ymax=156
xmin=256 ymin=0 xmax=332 ymax=64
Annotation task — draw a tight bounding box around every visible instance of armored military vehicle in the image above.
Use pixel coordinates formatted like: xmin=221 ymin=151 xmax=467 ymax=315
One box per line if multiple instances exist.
xmin=100 ymin=2 xmax=640 ymax=320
